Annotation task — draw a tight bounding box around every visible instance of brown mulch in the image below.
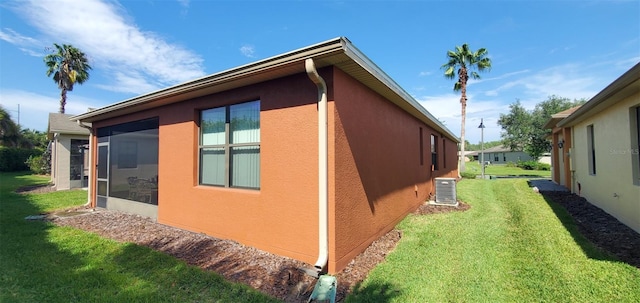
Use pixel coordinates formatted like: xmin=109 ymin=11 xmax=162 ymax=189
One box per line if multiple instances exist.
xmin=15 ymin=183 xmax=56 ymax=194
xmin=46 ymin=202 xmax=469 ymax=302
xmin=20 ymin=182 xmax=640 ymax=300
xmin=538 ymin=190 xmax=640 ymax=268
xmin=17 ymin=182 xmax=469 ymax=302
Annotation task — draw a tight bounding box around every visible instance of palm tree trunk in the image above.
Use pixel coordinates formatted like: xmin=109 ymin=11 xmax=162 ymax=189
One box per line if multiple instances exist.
xmin=460 ymin=95 xmax=466 ymax=173
xmin=459 ymin=69 xmax=468 ymax=174
xmin=59 ymin=89 xmax=67 ymax=114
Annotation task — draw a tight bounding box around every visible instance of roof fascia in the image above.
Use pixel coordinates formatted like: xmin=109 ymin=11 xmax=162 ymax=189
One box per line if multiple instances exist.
xmin=71 ymin=37 xmax=346 ymax=122
xmin=341 ymin=39 xmax=459 ymax=142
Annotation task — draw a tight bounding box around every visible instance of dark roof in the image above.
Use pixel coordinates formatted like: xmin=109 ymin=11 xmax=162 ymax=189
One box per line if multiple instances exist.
xmin=48 ymin=113 xmax=90 ymax=137
xmin=542 ymin=105 xmax=582 ymax=129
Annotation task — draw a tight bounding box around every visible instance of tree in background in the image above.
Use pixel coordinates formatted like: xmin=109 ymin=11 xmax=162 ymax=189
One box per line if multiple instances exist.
xmin=0 ymin=106 xmax=46 ymax=172
xmin=464 ymin=140 xmax=503 ymax=151
xmin=497 ymin=101 xmax=531 ymax=152
xmin=442 ymin=44 xmax=491 ymax=172
xmin=498 ymin=95 xmax=586 ymax=160
xmin=0 ymin=106 xmax=21 ymax=147
xmin=44 ymin=43 xmax=92 ymax=114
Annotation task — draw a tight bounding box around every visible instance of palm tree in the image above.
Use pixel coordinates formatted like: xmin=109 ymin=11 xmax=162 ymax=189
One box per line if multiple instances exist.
xmin=442 ymin=44 xmax=491 ymax=173
xmin=44 ymin=43 xmax=92 ymax=114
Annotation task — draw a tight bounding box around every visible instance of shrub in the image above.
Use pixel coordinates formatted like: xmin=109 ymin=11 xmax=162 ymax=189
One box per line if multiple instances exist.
xmin=537 ymin=163 xmax=551 ymax=171
xmin=517 ymin=160 xmax=538 ymax=170
xmin=517 ymin=160 xmax=550 ymax=171
xmin=460 ymin=171 xmax=477 ymax=179
xmin=26 ymin=153 xmax=51 ymax=175
xmin=0 ymin=147 xmax=41 ymax=172
xmin=506 ymin=161 xmax=517 ymax=167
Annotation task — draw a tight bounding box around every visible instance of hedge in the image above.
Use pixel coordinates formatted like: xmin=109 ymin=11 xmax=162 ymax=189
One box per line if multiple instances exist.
xmin=0 ymin=147 xmax=42 ymax=172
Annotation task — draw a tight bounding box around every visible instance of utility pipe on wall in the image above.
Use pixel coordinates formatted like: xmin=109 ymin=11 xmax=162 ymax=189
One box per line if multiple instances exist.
xmin=305 ymin=58 xmax=329 ymax=272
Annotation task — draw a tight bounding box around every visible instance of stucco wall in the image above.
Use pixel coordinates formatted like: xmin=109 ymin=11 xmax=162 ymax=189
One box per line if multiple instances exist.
xmin=571 ymin=93 xmax=640 ymax=233
xmin=51 ymin=134 xmax=89 ymax=190
xmin=90 ymin=67 xmax=459 ymax=273
xmin=93 ymin=71 xmax=323 ymax=266
xmin=331 ymin=68 xmax=458 ymax=271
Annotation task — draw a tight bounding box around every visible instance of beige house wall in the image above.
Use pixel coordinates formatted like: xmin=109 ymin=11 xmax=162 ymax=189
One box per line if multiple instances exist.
xmin=51 ymin=134 xmax=89 ymax=191
xmin=570 ymin=93 xmax=640 ymax=233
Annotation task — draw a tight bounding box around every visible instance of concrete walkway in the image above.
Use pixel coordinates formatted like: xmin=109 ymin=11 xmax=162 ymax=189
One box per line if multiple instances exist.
xmin=527 ymin=179 xmax=569 ymax=192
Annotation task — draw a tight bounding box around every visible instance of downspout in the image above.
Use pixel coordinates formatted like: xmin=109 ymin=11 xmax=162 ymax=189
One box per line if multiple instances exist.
xmin=305 ymin=58 xmax=328 ymax=273
xmin=77 ymin=120 xmax=93 ymax=207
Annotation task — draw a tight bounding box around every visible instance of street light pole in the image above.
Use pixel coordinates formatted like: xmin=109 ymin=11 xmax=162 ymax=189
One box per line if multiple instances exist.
xmin=478 ymin=118 xmax=485 ymax=179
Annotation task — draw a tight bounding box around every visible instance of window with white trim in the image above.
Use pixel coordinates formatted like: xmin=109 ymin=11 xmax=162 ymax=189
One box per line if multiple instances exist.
xmin=200 ymin=100 xmax=260 ymax=189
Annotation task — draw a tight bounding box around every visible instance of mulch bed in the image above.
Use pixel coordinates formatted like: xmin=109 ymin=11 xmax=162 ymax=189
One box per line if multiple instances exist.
xmin=19 ymin=182 xmax=469 ymax=302
xmin=539 ymin=190 xmax=640 ymax=268
xmin=46 ymin=202 xmax=469 ymax=302
xmin=18 ymin=183 xmax=640 ymax=301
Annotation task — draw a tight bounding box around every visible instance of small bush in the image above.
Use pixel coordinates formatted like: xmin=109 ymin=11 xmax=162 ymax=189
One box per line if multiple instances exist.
xmin=460 ymin=171 xmax=477 ymax=179
xmin=26 ymin=154 xmax=51 ymax=175
xmin=537 ymin=163 xmax=551 ymax=171
xmin=517 ymin=160 xmax=550 ymax=171
xmin=506 ymin=161 xmax=517 ymax=167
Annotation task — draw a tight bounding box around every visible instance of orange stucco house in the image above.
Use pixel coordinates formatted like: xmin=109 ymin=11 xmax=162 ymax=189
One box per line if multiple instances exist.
xmin=72 ymin=37 xmax=459 ymax=274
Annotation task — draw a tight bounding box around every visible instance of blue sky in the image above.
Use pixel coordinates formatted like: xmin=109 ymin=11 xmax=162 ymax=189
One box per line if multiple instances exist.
xmin=0 ymin=0 xmax=638 ymax=143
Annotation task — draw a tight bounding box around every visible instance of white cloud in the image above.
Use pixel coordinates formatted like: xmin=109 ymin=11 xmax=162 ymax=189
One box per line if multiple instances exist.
xmin=0 ymin=89 xmax=101 ymax=131
xmin=416 ymin=93 xmax=505 ymax=143
xmin=483 ymin=64 xmax=600 ymax=104
xmin=0 ymin=28 xmax=43 ymax=56
xmin=94 ymin=72 xmax=161 ymax=95
xmin=240 ymin=45 xmax=256 ymax=58
xmin=6 ymin=0 xmax=206 ymax=95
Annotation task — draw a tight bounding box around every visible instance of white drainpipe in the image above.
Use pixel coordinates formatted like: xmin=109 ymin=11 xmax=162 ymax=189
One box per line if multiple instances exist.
xmin=77 ymin=120 xmax=93 ymax=207
xmin=305 ymin=58 xmax=328 ymax=272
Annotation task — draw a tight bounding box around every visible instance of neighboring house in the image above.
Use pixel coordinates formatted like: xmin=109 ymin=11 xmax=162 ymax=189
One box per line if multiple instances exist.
xmin=543 ymin=105 xmax=582 ymax=188
xmin=71 ymin=37 xmax=460 ymax=274
xmin=545 ymin=62 xmax=640 ymax=234
xmin=458 ymin=150 xmax=476 ymax=162
xmin=47 ymin=113 xmax=90 ymax=191
xmin=468 ymin=145 xmax=537 ymax=164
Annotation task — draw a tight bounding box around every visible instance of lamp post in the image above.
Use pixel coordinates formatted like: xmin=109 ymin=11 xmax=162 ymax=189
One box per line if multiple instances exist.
xmin=478 ymin=118 xmax=485 ymax=179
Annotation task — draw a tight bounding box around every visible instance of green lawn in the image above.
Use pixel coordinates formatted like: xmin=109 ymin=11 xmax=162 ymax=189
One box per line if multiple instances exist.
xmin=0 ymin=172 xmax=278 ymax=303
xmin=2 ymin=173 xmax=638 ymax=302
xmin=465 ymin=160 xmax=551 ymax=177
xmin=346 ymin=178 xmax=640 ymax=302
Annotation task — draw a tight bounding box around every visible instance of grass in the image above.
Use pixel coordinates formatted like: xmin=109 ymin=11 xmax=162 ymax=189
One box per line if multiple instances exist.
xmin=0 ymin=172 xmax=279 ymax=303
xmin=465 ymin=160 xmax=551 ymax=177
xmin=346 ymin=178 xmax=640 ymax=302
xmin=3 ymin=172 xmax=639 ymax=302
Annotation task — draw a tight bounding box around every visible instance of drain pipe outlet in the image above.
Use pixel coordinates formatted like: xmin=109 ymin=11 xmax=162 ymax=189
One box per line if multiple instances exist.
xmin=305 ymin=58 xmax=328 ymax=272
xmin=77 ymin=120 xmax=93 ymax=207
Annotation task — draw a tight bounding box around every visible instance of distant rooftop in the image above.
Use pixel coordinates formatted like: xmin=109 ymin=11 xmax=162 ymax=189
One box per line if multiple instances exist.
xmin=47 ymin=113 xmax=90 ymax=138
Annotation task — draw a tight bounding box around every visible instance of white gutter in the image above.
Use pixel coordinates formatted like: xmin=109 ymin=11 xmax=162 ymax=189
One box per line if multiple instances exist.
xmin=305 ymin=58 xmax=328 ymax=272
xmin=77 ymin=121 xmax=93 ymax=207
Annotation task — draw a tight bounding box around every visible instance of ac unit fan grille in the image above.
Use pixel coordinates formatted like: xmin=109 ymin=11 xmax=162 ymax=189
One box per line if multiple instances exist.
xmin=435 ymin=177 xmax=457 ymax=204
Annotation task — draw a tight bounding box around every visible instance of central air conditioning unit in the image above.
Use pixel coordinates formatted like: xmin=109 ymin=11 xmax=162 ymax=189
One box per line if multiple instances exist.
xmin=434 ymin=177 xmax=457 ymax=205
